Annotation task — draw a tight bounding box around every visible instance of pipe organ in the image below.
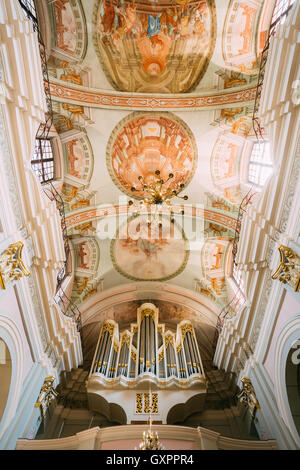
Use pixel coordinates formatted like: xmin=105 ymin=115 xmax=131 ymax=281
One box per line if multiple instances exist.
xmin=89 ymin=303 xmax=205 ymax=389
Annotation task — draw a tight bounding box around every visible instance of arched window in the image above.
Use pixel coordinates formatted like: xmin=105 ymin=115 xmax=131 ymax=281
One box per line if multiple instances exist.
xmin=248 ymin=142 xmax=273 ymax=187
xmin=31 ymin=139 xmax=55 ymax=184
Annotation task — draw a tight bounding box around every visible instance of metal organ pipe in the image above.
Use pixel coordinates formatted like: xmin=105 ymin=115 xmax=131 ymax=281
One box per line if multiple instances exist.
xmin=183 ymin=332 xmax=193 ymax=376
xmin=93 ymin=332 xmax=104 ymax=374
xmin=102 ymin=332 xmax=111 ymax=376
xmin=91 ymin=312 xmax=203 ymax=385
xmin=139 ymin=316 xmax=145 ymax=374
xmin=189 ymin=332 xmax=201 ymax=374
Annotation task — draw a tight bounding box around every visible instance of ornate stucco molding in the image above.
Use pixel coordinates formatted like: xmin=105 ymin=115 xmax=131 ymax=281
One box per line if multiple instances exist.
xmin=49 ymin=79 xmax=257 ymax=112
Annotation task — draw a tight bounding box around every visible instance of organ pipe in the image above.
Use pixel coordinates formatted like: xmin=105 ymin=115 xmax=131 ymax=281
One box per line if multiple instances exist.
xmin=90 ymin=305 xmax=203 ymax=384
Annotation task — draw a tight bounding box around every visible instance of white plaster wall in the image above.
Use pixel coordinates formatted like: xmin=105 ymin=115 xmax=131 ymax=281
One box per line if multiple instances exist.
xmin=92 ymin=389 xmax=203 ymax=424
xmin=264 ymin=291 xmax=300 ymax=383
xmin=0 ymin=287 xmax=33 ymax=384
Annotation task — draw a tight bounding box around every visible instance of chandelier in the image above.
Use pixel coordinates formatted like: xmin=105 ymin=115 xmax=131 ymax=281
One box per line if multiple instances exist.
xmin=137 ymin=416 xmax=165 ymax=451
xmin=128 ymin=170 xmax=188 ymax=224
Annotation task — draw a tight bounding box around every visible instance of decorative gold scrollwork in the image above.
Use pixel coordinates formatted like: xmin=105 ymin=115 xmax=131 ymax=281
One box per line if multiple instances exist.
xmin=164 ymin=334 xmax=174 ymax=348
xmin=181 ymin=324 xmax=193 ymax=341
xmin=237 ymin=378 xmax=260 ymax=418
xmin=0 ymin=241 xmax=30 ymax=290
xmin=34 ymin=377 xmax=58 ymax=420
xmin=271 ymin=245 xmax=300 ymax=292
xmin=144 ymin=392 xmax=151 ymax=414
xmin=136 ymin=393 xmax=143 ymax=414
xmin=151 ymin=393 xmax=158 ymax=414
xmin=135 ymin=393 xmax=159 ymax=414
xmin=102 ymin=322 xmax=114 ymax=338
xmin=141 ymin=308 xmax=155 ymax=320
xmin=131 ymin=350 xmax=136 ymax=362
xmin=121 ymin=333 xmax=130 ymax=348
xmin=158 ymin=350 xmax=164 ymax=363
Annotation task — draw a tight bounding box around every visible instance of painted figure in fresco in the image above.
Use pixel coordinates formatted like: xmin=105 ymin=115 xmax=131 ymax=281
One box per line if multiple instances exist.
xmin=98 ymin=0 xmax=211 ymax=81
xmin=66 ymin=139 xmax=84 ymax=178
xmin=71 ymin=200 xmax=90 ymax=211
xmin=101 ymin=0 xmax=115 ymax=34
xmin=77 ymin=242 xmax=91 ymax=270
xmin=123 ymin=4 xmax=142 ymax=35
xmin=220 ymin=107 xmax=243 ymax=123
xmin=137 ymin=32 xmax=172 ymax=76
xmin=62 ymin=103 xmax=84 ymax=116
xmin=60 ymin=69 xmax=83 ymax=86
xmin=147 ymin=14 xmax=161 ymax=38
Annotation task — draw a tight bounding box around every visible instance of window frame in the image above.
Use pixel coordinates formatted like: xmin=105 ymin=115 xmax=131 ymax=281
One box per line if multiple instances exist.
xmin=31 ymin=138 xmax=55 ymax=184
xmin=247 ymin=141 xmax=273 ymax=187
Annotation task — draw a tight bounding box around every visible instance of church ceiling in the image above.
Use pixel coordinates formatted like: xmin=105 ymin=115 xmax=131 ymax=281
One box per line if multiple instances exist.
xmin=110 ymin=214 xmax=190 ymax=282
xmin=106 ymin=112 xmax=197 ymax=199
xmin=38 ymin=0 xmax=273 ymax=346
xmin=93 ymin=0 xmax=216 ymax=93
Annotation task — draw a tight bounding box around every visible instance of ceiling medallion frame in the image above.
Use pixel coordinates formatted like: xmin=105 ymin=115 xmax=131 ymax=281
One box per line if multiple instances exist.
xmin=110 ymin=213 xmax=190 ymax=282
xmin=92 ymin=0 xmax=217 ymax=93
xmin=106 ymin=111 xmax=198 ymax=200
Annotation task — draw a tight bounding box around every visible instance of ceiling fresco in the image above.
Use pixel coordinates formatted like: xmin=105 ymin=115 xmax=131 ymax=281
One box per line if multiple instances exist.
xmin=36 ymin=0 xmax=275 ymax=364
xmin=106 ymin=112 xmax=198 ymax=199
xmin=222 ymin=0 xmax=262 ymax=75
xmin=110 ymin=214 xmax=189 ymax=281
xmin=48 ymin=0 xmax=87 ymax=61
xmin=92 ymin=0 xmax=216 ymax=93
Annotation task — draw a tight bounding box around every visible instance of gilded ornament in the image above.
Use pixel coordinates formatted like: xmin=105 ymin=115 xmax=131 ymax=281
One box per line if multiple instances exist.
xmin=0 ymin=241 xmax=30 ymax=289
xmin=102 ymin=322 xmax=114 ymax=338
xmin=237 ymin=378 xmax=260 ymax=418
xmin=34 ymin=377 xmax=58 ymax=420
xmin=271 ymin=245 xmax=300 ymax=292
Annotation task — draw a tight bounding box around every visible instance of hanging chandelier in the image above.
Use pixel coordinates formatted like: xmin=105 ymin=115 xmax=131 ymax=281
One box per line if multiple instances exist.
xmin=128 ymin=170 xmax=189 ymax=224
xmin=137 ymin=416 xmax=165 ymax=451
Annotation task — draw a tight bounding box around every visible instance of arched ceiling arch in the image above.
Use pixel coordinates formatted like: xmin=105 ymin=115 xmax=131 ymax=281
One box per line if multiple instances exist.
xmin=42 ymin=0 xmax=276 ymax=363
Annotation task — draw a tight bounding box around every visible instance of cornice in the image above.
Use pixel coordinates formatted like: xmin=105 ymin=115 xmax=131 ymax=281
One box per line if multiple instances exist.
xmin=49 ymin=78 xmax=257 ymax=112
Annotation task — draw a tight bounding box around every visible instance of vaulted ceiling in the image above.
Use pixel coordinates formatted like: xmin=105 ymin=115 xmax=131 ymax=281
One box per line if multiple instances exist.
xmin=37 ymin=0 xmax=275 ymax=366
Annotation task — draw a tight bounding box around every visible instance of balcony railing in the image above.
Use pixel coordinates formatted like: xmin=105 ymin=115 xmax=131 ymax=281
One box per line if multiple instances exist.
xmin=232 ymin=188 xmax=256 ymax=267
xmin=42 ymin=181 xmax=70 ymax=291
xmin=252 ymin=0 xmax=295 ymax=140
xmin=54 ymin=288 xmax=82 ymax=333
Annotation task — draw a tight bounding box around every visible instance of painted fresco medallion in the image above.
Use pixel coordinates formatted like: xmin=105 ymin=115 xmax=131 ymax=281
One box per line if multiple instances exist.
xmin=107 ymin=112 xmax=198 ymax=199
xmin=111 ymin=215 xmax=189 ymax=281
xmin=93 ymin=0 xmax=216 ymax=93
xmin=48 ymin=0 xmax=87 ymax=60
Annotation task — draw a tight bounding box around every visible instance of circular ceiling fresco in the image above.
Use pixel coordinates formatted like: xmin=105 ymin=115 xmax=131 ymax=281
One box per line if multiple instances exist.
xmin=111 ymin=214 xmax=189 ymax=281
xmin=93 ymin=0 xmax=216 ymax=93
xmin=107 ymin=112 xmax=198 ymax=199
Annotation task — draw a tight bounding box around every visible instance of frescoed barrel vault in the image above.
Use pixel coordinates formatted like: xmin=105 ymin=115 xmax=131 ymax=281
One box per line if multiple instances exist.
xmin=92 ymin=0 xmax=217 ymax=93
